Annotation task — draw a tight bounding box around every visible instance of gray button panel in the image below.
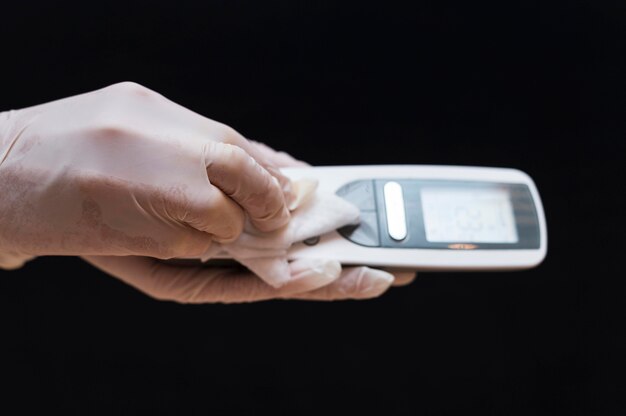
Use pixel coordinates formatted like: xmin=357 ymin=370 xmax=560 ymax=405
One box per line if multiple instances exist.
xmin=336 ymin=180 xmax=380 ymax=247
xmin=337 ymin=211 xmax=380 ymax=247
xmin=335 ymin=179 xmax=376 ymax=211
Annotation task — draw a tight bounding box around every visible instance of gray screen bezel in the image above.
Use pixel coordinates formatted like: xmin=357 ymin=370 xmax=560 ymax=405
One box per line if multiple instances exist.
xmin=338 ymin=179 xmax=541 ymax=250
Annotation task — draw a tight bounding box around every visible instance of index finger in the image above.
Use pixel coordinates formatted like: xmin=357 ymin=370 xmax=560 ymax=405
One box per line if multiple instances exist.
xmin=203 ymin=141 xmax=290 ymax=232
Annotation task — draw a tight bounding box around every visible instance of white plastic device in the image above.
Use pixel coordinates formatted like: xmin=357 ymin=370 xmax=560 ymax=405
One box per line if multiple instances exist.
xmin=281 ymin=165 xmax=547 ymax=271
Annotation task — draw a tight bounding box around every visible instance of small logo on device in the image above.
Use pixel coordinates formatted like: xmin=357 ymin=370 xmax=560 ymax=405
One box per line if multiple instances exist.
xmin=448 ymin=243 xmax=478 ymax=250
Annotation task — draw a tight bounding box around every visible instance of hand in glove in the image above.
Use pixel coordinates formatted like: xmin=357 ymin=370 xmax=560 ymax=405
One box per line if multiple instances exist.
xmin=0 ymin=82 xmax=291 ymax=268
xmin=83 ymin=142 xmax=416 ymax=303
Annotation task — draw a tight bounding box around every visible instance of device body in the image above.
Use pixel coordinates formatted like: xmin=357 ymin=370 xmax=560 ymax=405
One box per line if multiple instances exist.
xmin=282 ymin=165 xmax=547 ymax=271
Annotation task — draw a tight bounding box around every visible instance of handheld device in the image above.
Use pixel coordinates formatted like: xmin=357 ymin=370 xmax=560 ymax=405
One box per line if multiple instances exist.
xmin=280 ymin=165 xmax=547 ymax=271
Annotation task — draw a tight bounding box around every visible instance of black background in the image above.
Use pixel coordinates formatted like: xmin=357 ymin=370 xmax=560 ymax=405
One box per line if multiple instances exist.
xmin=1 ymin=1 xmax=625 ymax=415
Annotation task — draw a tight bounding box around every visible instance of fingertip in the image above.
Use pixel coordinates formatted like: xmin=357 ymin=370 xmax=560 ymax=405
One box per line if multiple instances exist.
xmin=288 ymin=179 xmax=318 ymax=211
xmin=290 ymin=258 xmax=341 ymax=281
xmin=243 ymin=257 xmax=293 ymax=289
xmin=355 ymin=268 xmax=395 ymax=299
xmin=391 ymin=271 xmax=417 ymax=287
xmin=279 ymin=259 xmax=341 ymax=295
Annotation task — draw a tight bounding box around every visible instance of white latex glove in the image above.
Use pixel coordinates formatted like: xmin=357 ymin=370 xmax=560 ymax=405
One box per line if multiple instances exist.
xmin=82 ymin=143 xmax=416 ymax=303
xmin=0 ymin=82 xmax=292 ymax=268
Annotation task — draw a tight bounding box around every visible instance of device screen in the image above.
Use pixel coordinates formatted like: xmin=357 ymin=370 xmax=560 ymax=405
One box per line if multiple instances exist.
xmin=420 ymin=187 xmax=519 ymax=243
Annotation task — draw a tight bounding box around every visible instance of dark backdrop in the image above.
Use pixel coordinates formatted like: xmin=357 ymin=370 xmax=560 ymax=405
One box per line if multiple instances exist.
xmin=1 ymin=1 xmax=624 ymax=415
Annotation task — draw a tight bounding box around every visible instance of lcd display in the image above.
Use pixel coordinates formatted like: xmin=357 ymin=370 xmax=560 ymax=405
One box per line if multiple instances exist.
xmin=420 ymin=187 xmax=518 ymax=243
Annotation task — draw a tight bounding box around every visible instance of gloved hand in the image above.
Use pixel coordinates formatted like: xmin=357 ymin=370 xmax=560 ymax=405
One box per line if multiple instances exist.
xmin=83 ymin=142 xmax=416 ymax=303
xmin=0 ymin=82 xmax=291 ymax=268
